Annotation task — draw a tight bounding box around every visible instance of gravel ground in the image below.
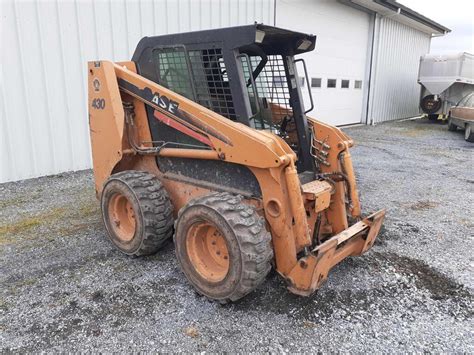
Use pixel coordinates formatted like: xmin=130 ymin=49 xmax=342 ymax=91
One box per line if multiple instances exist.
xmin=1 ymin=119 xmax=473 ymax=353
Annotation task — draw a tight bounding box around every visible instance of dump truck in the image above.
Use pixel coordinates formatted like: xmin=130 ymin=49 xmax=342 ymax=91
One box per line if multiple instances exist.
xmin=88 ymin=24 xmax=385 ymax=302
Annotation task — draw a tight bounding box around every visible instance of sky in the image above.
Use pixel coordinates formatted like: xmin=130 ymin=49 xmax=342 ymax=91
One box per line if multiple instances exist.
xmin=398 ymin=0 xmax=474 ymax=54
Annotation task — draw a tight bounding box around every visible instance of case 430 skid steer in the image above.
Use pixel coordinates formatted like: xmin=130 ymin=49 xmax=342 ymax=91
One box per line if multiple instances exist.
xmin=88 ymin=24 xmax=385 ymax=302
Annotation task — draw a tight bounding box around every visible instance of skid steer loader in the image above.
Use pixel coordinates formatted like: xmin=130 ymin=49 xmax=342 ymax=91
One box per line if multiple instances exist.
xmin=88 ymin=24 xmax=385 ymax=302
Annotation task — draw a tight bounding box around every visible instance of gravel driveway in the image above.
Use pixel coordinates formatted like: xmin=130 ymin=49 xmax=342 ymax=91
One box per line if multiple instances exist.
xmin=1 ymin=119 xmax=473 ymax=352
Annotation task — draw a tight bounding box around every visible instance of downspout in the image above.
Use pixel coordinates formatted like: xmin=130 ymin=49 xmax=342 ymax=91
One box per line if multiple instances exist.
xmin=385 ymin=7 xmax=401 ymax=19
xmin=363 ymin=12 xmax=376 ymax=125
xmin=367 ymin=13 xmax=381 ymax=126
xmin=273 ymin=0 xmax=277 ymax=26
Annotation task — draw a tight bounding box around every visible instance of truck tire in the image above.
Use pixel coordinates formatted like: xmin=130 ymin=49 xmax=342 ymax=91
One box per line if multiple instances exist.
xmin=447 ymin=118 xmax=457 ymax=131
xmin=420 ymin=95 xmax=442 ymax=115
xmin=465 ymin=124 xmax=474 ymax=143
xmin=174 ymin=192 xmax=273 ymax=303
xmin=101 ymin=170 xmax=174 ymax=256
xmin=420 ymin=95 xmax=442 ymax=114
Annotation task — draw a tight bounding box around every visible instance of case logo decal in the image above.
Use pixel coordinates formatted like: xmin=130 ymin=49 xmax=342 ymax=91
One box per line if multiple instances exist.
xmin=151 ymin=93 xmax=179 ymax=114
xmin=93 ymin=78 xmax=101 ymax=92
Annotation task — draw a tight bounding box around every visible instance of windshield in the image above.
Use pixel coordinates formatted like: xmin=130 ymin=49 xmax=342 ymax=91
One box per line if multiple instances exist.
xmin=457 ymin=93 xmax=474 ymax=108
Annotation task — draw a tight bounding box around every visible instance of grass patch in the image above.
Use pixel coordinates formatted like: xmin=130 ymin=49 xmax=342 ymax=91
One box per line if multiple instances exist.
xmin=57 ymin=221 xmax=102 ymax=237
xmin=0 ymin=189 xmax=101 ymax=246
xmin=0 ymin=196 xmax=29 ymax=209
xmin=409 ymin=200 xmax=439 ymax=210
xmin=0 ymin=207 xmax=67 ymax=245
xmin=0 ymin=298 xmax=9 ymax=312
xmin=397 ymin=128 xmax=430 ymax=137
xmin=184 ymin=325 xmax=199 ymax=338
xmin=78 ymin=202 xmax=99 ymax=219
xmin=0 ymin=184 xmax=100 ymax=247
xmin=0 ymin=192 xmax=41 ymax=209
xmin=0 ymin=217 xmax=42 ymax=237
xmin=56 ymin=200 xmax=100 ymax=236
xmin=392 ymin=122 xmax=434 ymax=138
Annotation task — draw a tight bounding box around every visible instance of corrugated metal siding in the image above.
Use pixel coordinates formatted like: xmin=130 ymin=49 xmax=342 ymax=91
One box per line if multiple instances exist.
xmin=0 ymin=0 xmax=274 ymax=183
xmin=368 ymin=16 xmax=431 ymax=123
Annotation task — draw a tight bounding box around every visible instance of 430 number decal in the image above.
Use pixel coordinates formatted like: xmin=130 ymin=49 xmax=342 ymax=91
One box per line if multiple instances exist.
xmin=92 ymin=98 xmax=105 ymax=110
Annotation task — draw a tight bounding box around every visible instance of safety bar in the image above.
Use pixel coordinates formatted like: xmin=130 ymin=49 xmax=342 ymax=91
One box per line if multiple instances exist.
xmin=237 ymin=53 xmax=261 ymax=119
xmin=294 ymin=58 xmax=314 ymax=114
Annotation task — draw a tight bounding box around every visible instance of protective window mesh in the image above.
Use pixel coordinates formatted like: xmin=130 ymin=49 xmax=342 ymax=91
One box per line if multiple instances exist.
xmin=152 ymin=48 xmax=194 ymax=99
xmin=241 ymin=55 xmax=293 ymax=130
xmin=188 ymin=49 xmax=236 ymax=120
xmin=152 ymin=49 xmax=294 ymax=130
xmin=153 ymin=47 xmax=236 ymax=120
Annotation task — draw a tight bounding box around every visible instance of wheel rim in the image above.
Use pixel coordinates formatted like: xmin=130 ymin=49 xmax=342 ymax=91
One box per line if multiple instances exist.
xmin=108 ymin=192 xmax=136 ymax=242
xmin=465 ymin=125 xmax=471 ymax=140
xmin=186 ymin=222 xmax=230 ymax=282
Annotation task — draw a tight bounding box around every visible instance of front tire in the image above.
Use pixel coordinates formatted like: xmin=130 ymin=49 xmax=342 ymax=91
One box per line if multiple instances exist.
xmin=447 ymin=118 xmax=457 ymax=132
xmin=174 ymin=192 xmax=273 ymax=303
xmin=101 ymin=170 xmax=174 ymax=256
xmin=465 ymin=124 xmax=474 ymax=143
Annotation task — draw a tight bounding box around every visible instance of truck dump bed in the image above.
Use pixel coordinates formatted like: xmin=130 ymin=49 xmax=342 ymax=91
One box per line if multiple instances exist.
xmin=418 ymin=52 xmax=473 ymax=95
xmin=418 ymin=52 xmax=474 ymax=118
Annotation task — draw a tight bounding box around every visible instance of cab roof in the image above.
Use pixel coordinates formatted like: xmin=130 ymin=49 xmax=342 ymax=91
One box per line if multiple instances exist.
xmin=132 ymin=23 xmax=317 ymax=61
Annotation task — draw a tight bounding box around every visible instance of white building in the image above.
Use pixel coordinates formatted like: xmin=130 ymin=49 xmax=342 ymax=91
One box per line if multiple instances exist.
xmin=0 ymin=0 xmax=449 ymax=183
xmin=279 ymin=0 xmax=450 ymax=126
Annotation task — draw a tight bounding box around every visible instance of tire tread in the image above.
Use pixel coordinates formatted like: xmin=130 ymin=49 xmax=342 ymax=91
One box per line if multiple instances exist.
xmin=105 ymin=170 xmax=173 ymax=256
xmin=175 ymin=192 xmax=273 ymax=303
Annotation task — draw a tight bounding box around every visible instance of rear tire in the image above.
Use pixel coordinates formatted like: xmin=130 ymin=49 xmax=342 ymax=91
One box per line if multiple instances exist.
xmin=101 ymin=170 xmax=174 ymax=256
xmin=448 ymin=118 xmax=457 ymax=132
xmin=174 ymin=192 xmax=273 ymax=303
xmin=465 ymin=124 xmax=474 ymax=143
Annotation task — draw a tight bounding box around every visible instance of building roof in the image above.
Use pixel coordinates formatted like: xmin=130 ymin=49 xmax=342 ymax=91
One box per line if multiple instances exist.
xmin=341 ymin=0 xmax=451 ymax=35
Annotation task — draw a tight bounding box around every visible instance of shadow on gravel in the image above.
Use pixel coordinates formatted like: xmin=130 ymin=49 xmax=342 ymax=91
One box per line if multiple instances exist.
xmin=372 ymin=252 xmax=471 ymax=303
xmin=231 ymin=251 xmax=473 ymax=322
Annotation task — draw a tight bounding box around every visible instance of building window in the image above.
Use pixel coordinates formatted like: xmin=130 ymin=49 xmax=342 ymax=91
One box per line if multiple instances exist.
xmin=327 ymin=79 xmax=336 ymax=88
xmin=311 ymin=78 xmax=321 ymax=88
xmin=299 ymin=77 xmax=305 ymax=87
xmin=341 ymin=80 xmax=350 ymax=89
xmin=354 ymin=80 xmax=362 ymax=89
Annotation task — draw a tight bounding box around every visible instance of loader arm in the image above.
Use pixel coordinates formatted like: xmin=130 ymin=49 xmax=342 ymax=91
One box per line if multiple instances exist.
xmin=88 ymin=60 xmax=385 ymax=297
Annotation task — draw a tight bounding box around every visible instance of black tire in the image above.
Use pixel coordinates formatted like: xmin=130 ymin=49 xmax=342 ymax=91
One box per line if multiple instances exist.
xmin=421 ymin=95 xmax=442 ymax=114
xmin=101 ymin=170 xmax=174 ymax=256
xmin=465 ymin=124 xmax=474 ymax=143
xmin=448 ymin=118 xmax=457 ymax=132
xmin=174 ymin=192 xmax=273 ymax=303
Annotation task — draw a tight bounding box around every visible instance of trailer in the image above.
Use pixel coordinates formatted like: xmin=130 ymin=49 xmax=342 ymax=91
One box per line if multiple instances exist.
xmin=418 ymin=52 xmax=474 ymax=120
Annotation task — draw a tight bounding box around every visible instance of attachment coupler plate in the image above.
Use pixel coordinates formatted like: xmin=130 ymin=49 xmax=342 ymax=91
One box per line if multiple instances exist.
xmin=286 ymin=209 xmax=386 ymax=296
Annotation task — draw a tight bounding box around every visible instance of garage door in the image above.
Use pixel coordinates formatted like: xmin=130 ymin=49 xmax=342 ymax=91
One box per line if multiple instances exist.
xmin=276 ymin=0 xmax=371 ymax=126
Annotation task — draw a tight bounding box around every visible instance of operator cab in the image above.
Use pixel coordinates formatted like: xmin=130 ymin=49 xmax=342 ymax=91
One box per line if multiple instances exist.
xmin=132 ymin=24 xmax=316 ymax=172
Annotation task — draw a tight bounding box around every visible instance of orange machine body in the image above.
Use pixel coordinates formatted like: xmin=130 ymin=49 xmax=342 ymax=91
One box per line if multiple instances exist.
xmin=88 ymin=60 xmax=385 ymax=296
